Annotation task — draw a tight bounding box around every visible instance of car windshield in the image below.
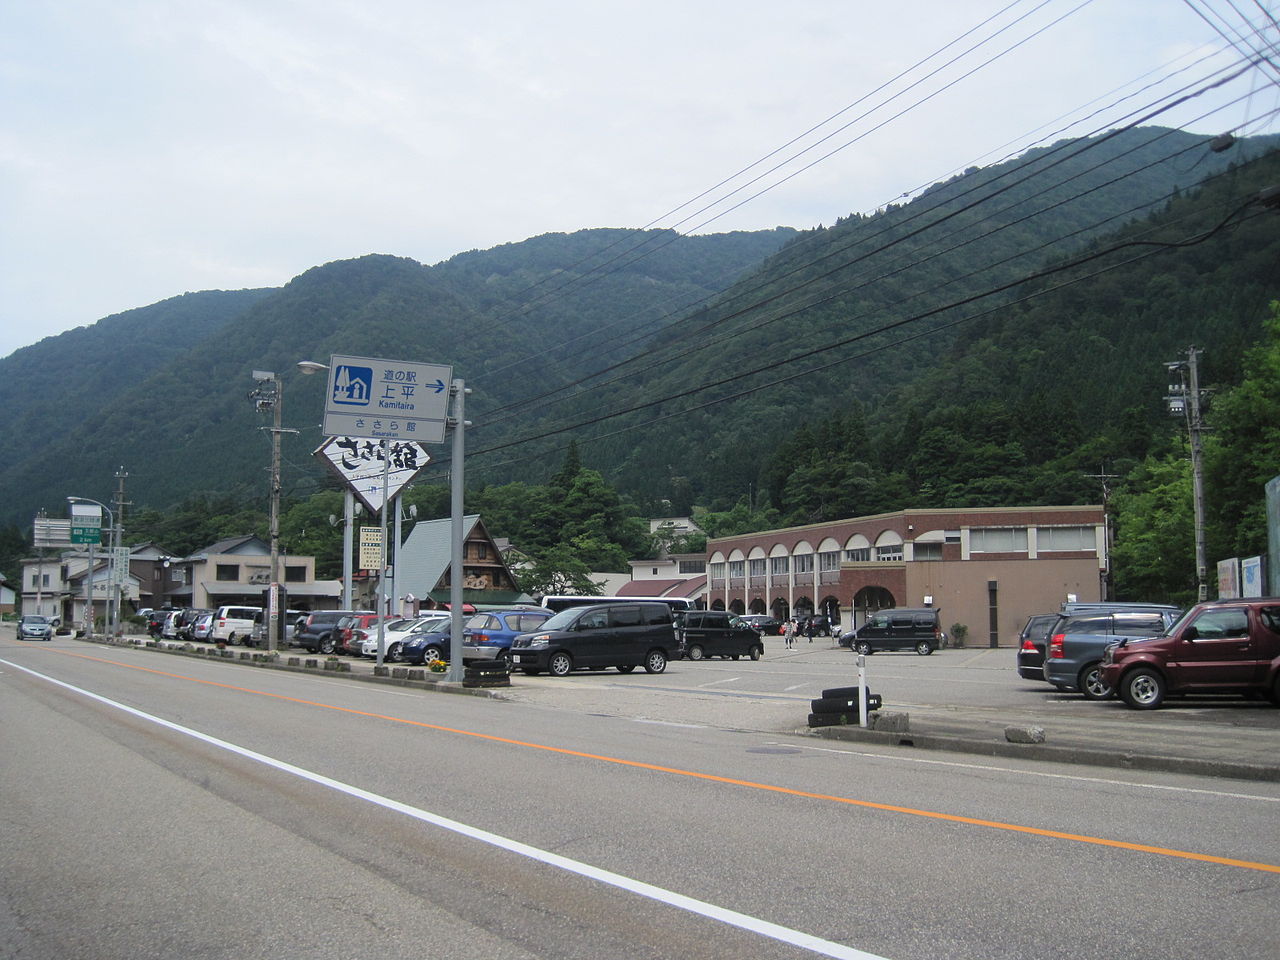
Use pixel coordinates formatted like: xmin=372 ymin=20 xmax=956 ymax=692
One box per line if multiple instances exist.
xmin=23 ymin=616 xmax=48 ymax=624
xmin=413 ymin=618 xmax=452 ymax=635
xmin=538 ymin=607 xmax=585 ymax=632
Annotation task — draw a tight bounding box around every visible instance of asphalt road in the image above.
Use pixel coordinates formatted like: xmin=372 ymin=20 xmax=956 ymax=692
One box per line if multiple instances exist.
xmin=3 ymin=631 xmax=1278 ymax=960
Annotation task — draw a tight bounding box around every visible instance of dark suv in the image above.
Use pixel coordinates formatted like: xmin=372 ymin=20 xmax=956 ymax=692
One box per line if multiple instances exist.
xmin=295 ymin=610 xmax=371 ymax=654
xmin=839 ymin=608 xmax=941 ymax=655
xmin=509 ymin=601 xmax=682 ymax=677
xmin=675 ymin=610 xmax=763 ymax=660
xmin=1042 ymin=608 xmax=1180 ymax=699
xmin=1101 ymin=599 xmax=1280 ymax=709
xmin=1016 ymin=614 xmax=1059 ymax=680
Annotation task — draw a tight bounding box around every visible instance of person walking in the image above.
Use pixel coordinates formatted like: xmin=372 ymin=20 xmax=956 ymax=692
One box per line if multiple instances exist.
xmin=784 ymin=617 xmax=796 ymax=650
xmin=805 ymin=616 xmax=816 ymax=643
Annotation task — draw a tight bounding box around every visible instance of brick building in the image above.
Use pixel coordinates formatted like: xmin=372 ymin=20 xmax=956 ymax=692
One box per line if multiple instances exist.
xmin=706 ymin=505 xmax=1106 ymax=646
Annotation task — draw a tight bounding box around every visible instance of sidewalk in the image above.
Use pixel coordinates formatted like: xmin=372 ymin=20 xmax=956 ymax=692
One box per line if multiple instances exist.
xmin=811 ymin=698 xmax=1280 ymax=782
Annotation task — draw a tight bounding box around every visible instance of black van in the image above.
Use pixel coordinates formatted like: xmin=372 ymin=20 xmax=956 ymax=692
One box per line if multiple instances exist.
xmin=675 ymin=610 xmax=764 ymax=661
xmin=841 ymin=608 xmax=941 ymax=655
xmin=509 ymin=601 xmax=683 ymax=676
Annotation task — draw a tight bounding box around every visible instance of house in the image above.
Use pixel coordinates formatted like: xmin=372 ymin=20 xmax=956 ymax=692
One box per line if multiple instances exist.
xmin=165 ymin=535 xmax=341 ymax=611
xmin=393 ymin=515 xmax=532 ymax=613
xmin=0 ymin=573 xmax=15 ymax=615
xmin=705 ymin=505 xmax=1107 ymax=645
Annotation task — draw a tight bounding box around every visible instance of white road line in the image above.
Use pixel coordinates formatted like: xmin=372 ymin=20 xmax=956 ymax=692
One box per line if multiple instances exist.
xmin=3 ymin=658 xmax=889 ymax=960
xmin=777 ymin=741 xmax=1280 ymax=803
xmin=699 ymin=677 xmax=742 ymax=688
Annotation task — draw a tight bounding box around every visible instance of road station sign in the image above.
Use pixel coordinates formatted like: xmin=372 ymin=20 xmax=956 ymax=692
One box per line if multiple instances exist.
xmin=314 ymin=436 xmax=431 ymax=513
xmin=322 ymin=354 xmax=453 ymax=443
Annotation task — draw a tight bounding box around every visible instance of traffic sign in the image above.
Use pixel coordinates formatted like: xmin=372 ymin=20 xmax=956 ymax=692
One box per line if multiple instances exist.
xmin=314 ymin=436 xmax=431 ymax=513
xmin=322 ymin=354 xmax=453 ymax=443
xmin=69 ymin=503 xmax=103 ymax=545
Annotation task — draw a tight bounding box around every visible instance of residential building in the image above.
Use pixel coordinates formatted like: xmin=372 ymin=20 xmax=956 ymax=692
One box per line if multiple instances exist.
xmin=164 ymin=535 xmax=341 ymax=611
xmin=394 ymin=515 xmax=531 ymax=613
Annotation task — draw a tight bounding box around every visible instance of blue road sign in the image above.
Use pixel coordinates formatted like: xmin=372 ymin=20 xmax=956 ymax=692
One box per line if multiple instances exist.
xmin=322 ymin=354 xmax=454 ymax=443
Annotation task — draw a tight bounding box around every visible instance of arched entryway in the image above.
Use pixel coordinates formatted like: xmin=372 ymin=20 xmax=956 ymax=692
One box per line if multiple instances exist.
xmin=770 ymin=598 xmax=790 ymax=621
xmin=819 ymin=595 xmax=842 ymax=634
xmin=728 ymin=599 xmax=745 ymax=615
xmin=749 ymin=598 xmax=767 ymax=614
xmin=852 ymin=586 xmax=895 ymax=629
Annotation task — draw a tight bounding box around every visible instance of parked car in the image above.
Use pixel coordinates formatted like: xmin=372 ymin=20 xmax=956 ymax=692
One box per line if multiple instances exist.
xmin=1101 ymin=598 xmax=1280 ymax=709
xmin=401 ymin=617 xmax=455 ymax=665
xmin=675 ymin=610 xmax=764 ymax=660
xmin=338 ymin=613 xmax=397 ymax=656
xmin=190 ymin=612 xmax=215 ymax=641
xmin=1016 ymin=613 xmax=1063 ymax=681
xmin=461 ymin=609 xmax=554 ymax=666
xmin=1042 ymin=608 xmax=1181 ymax=699
xmin=295 ymin=610 xmax=371 ymax=654
xmin=509 ymin=601 xmax=682 ymax=677
xmin=839 ymin=608 xmax=941 ymax=655
xmin=160 ymin=611 xmax=182 ymax=639
xmin=18 ymin=615 xmax=53 ymax=641
xmin=245 ymin=609 xmax=306 ymax=647
xmin=210 ymin=605 xmax=262 ymax=644
xmin=357 ymin=615 xmax=449 ymax=661
xmin=174 ymin=607 xmax=214 ymax=642
xmin=797 ymin=615 xmax=833 ymax=637
xmin=148 ymin=608 xmax=175 ymax=637
xmin=737 ymin=614 xmax=783 ymax=636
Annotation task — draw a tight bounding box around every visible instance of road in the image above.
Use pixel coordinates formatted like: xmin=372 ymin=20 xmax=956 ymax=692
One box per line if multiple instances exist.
xmin=3 ymin=631 xmax=1278 ymax=960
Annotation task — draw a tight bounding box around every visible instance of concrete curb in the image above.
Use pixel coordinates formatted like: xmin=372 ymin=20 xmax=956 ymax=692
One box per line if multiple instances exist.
xmin=808 ymin=723 xmax=1280 ymax=783
xmin=75 ymin=634 xmax=507 ymax=700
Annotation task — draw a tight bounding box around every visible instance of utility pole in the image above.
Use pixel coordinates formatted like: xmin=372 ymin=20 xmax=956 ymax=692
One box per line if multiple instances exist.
xmin=251 ymin=372 xmax=297 ymax=652
xmin=112 ymin=467 xmax=130 ymax=636
xmin=1083 ymin=467 xmax=1118 ymax=600
xmin=1165 ymin=348 xmax=1209 ymax=602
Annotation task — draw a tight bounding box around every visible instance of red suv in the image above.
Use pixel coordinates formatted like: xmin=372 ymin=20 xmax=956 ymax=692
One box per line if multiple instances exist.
xmin=1100 ymin=599 xmax=1280 ymax=709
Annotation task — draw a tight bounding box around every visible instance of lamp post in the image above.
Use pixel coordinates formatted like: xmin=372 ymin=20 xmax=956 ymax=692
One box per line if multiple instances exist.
xmin=67 ymin=496 xmax=115 ymax=636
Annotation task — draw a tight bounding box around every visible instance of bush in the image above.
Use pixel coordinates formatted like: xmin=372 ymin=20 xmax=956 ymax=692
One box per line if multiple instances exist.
xmin=949 ymin=623 xmax=969 ymax=648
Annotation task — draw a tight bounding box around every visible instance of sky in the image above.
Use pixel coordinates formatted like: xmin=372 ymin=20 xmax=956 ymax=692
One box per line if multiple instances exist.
xmin=3 ymin=0 xmax=1277 ymax=359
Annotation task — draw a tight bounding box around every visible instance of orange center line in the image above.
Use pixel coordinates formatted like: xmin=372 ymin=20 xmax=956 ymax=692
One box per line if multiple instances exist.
xmin=39 ymin=645 xmax=1280 ymax=875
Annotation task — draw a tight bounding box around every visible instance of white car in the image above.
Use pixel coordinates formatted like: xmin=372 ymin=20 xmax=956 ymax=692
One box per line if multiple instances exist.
xmin=358 ymin=614 xmax=450 ymax=661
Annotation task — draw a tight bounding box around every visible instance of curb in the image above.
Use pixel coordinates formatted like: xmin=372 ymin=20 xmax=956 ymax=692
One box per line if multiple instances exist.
xmin=75 ymin=635 xmax=507 ymax=700
xmin=808 ymin=723 xmax=1280 ymax=783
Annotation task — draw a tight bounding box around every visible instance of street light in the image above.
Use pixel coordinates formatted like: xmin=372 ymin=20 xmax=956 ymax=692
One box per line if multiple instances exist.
xmin=67 ymin=496 xmax=115 ymax=636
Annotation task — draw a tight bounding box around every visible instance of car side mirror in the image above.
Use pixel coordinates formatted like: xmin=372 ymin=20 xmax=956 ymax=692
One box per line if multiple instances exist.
xmin=1182 ymin=626 xmax=1199 ymax=642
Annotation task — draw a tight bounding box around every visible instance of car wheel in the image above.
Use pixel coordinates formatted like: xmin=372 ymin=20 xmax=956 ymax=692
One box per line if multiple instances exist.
xmin=548 ymin=652 xmax=573 ymax=677
xmin=1120 ymin=667 xmax=1165 ymax=710
xmin=423 ymin=644 xmax=445 ymax=664
xmin=386 ymin=642 xmax=402 ymax=663
xmin=915 ymin=640 xmax=934 ymax=656
xmin=499 ymin=650 xmax=512 ymax=672
xmin=318 ymin=636 xmax=336 ymax=655
xmin=644 ymin=650 xmax=667 ymax=674
xmin=616 ymin=664 xmax=636 ymax=673
xmin=226 ymin=632 xmax=238 ymax=646
xmin=854 ymin=640 xmax=873 ymax=656
xmin=1078 ymin=662 xmax=1112 ymax=700
xmin=687 ymin=644 xmax=704 ymax=661
xmin=749 ymin=645 xmax=762 ymax=661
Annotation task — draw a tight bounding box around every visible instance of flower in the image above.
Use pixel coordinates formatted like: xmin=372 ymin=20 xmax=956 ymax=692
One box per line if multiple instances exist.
xmin=427 ymin=658 xmax=447 ymax=673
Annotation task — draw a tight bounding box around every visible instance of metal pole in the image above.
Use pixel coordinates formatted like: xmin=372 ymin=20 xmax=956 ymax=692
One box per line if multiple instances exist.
xmin=86 ymin=538 xmax=95 ymax=636
xmin=1187 ymin=348 xmax=1209 ymax=602
xmin=113 ymin=467 xmax=128 ymax=636
xmin=857 ymin=654 xmax=867 ymax=728
xmin=267 ymin=376 xmax=283 ymax=653
xmin=375 ymin=439 xmax=390 ymax=667
xmin=392 ymin=491 xmax=402 ymax=621
xmin=342 ymin=489 xmax=355 ymax=609
xmin=447 ymin=379 xmax=467 ymax=683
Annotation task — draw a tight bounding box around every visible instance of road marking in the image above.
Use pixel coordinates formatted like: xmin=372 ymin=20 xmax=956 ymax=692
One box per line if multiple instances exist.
xmin=13 ymin=650 xmax=1280 ymax=876
xmin=779 ymin=742 xmax=1280 ymax=804
xmin=3 ymin=659 xmax=886 ymax=960
xmin=699 ymin=677 xmax=741 ymax=688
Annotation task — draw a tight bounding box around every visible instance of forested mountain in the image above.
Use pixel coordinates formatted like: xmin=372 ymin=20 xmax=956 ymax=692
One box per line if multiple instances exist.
xmin=0 ymin=228 xmax=794 ymax=527
xmin=3 ymin=125 xmax=1277 ymax=606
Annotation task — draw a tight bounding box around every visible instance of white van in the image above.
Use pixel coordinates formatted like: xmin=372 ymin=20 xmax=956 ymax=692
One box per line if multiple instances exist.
xmin=211 ymin=605 xmax=262 ymax=644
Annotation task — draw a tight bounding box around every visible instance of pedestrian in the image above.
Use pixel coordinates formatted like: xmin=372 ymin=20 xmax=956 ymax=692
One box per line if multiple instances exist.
xmin=784 ymin=617 xmax=796 ymax=649
xmin=806 ymin=617 xmax=815 ymax=643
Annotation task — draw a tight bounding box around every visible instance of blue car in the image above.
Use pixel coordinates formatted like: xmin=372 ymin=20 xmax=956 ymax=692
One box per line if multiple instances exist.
xmin=462 ymin=609 xmax=553 ymax=666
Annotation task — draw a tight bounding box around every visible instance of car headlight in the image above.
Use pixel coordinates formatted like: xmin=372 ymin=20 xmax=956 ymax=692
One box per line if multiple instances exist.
xmin=526 ymin=635 xmax=551 ymax=648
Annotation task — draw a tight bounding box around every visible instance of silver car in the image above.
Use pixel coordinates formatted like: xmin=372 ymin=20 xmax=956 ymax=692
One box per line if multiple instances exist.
xmin=18 ymin=615 xmax=53 ymax=640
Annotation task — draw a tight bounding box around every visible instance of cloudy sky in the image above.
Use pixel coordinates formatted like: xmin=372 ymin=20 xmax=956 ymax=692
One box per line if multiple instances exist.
xmin=2 ymin=0 xmax=1276 ymax=358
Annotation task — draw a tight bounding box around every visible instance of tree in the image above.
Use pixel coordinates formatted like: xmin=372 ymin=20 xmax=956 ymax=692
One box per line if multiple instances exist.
xmin=1110 ymin=454 xmax=1196 ymax=604
xmin=513 ymin=543 xmax=603 ymax=597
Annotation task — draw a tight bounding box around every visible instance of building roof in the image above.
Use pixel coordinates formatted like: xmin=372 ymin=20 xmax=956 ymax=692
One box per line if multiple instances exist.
xmin=396 ymin=515 xmax=481 ymax=596
xmin=616 ymin=576 xmax=706 ymax=599
xmin=187 ymin=535 xmax=270 ymax=559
